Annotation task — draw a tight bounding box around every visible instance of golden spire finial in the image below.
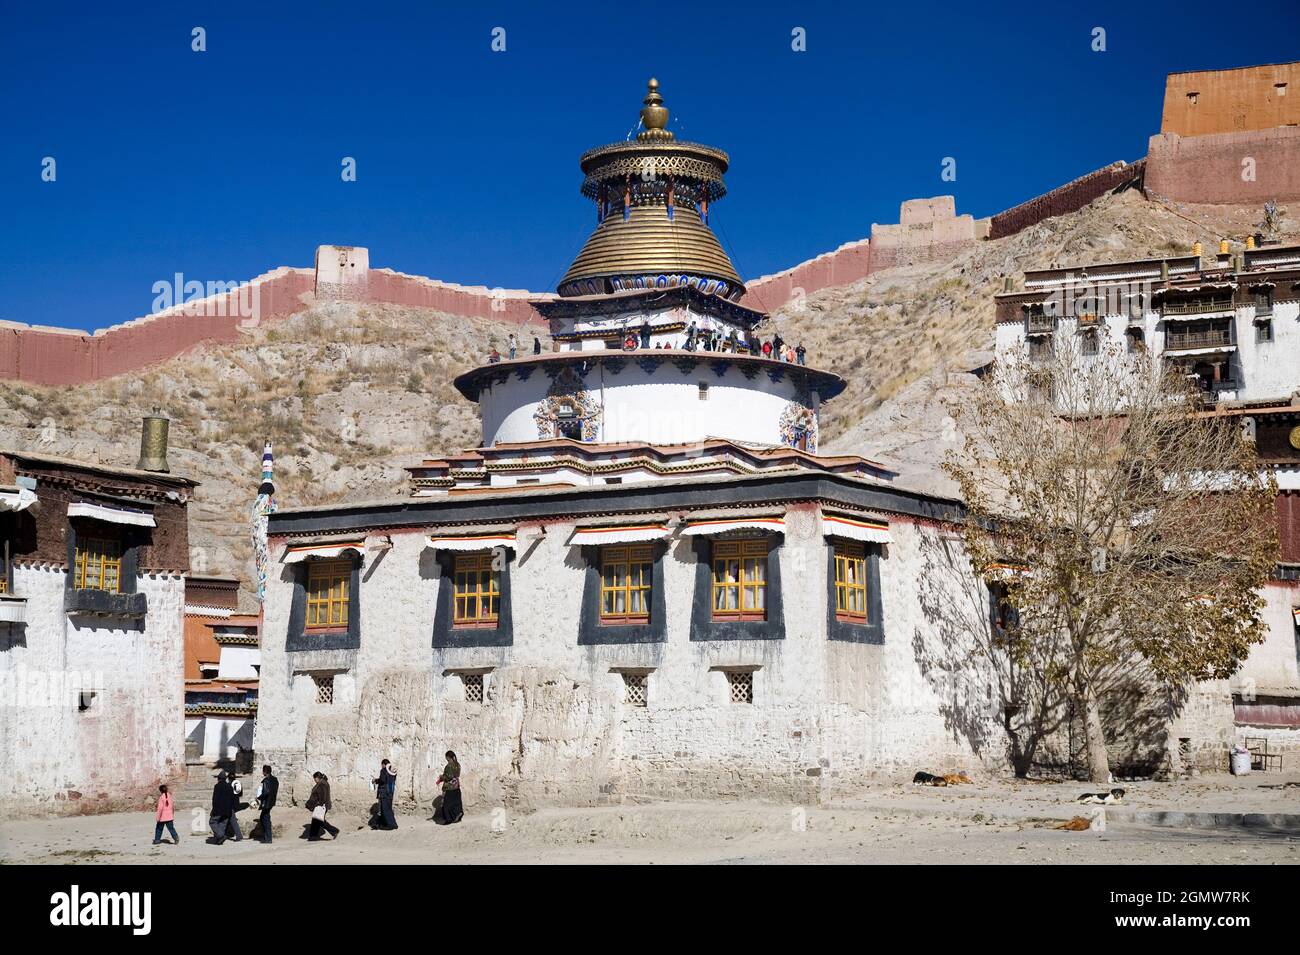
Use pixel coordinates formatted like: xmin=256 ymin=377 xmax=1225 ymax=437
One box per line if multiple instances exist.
xmin=637 ymin=77 xmax=673 ymax=142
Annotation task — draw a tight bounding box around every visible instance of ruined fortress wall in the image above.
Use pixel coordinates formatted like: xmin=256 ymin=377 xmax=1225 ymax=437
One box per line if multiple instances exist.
xmin=742 ymin=197 xmax=986 ymax=312
xmin=0 ymin=268 xmax=316 ymax=387
xmin=743 ymin=239 xmax=872 ymax=312
xmin=987 ymin=161 xmax=1144 ymax=239
xmin=1144 ymin=127 xmax=1300 ymax=205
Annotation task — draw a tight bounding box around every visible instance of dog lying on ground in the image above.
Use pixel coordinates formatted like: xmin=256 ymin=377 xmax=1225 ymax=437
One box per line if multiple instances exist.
xmin=912 ymin=771 xmax=974 ymax=786
xmin=1056 ymin=816 xmax=1093 ymax=831
xmin=1075 ymin=788 xmax=1125 ymax=805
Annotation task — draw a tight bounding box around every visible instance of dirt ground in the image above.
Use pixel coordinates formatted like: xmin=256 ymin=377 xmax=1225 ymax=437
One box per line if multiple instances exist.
xmin=3 ymin=775 xmax=1298 ymax=865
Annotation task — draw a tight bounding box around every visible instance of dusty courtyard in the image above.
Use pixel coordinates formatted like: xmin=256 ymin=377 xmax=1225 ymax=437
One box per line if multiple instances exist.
xmin=2 ymin=775 xmax=1297 ymax=865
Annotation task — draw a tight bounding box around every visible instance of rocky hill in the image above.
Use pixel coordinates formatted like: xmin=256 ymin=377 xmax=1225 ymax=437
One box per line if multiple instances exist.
xmin=1 ymin=189 xmax=1290 ymax=602
xmin=0 ymin=305 xmax=535 ymax=607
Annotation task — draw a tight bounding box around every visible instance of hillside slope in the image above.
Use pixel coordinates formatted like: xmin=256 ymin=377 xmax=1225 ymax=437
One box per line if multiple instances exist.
xmin=1 ymin=190 xmax=1290 ymax=598
xmin=0 ymin=304 xmax=536 ymax=606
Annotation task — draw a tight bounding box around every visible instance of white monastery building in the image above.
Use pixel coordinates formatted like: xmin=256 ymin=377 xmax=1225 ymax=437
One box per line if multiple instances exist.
xmin=253 ymin=82 xmax=1009 ymax=808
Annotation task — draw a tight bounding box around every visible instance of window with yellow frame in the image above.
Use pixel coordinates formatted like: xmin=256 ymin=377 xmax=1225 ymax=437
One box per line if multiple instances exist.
xmin=600 ymin=545 xmax=653 ymax=623
xmin=305 ymin=559 xmax=350 ymax=629
xmin=453 ymin=551 xmax=500 ymax=627
xmin=74 ymin=537 xmax=122 ymax=593
xmin=833 ymin=541 xmax=869 ymax=623
xmin=711 ymin=538 xmax=767 ymax=621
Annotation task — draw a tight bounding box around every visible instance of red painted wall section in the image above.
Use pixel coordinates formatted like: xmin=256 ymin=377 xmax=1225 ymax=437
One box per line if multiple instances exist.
xmin=0 ymin=269 xmax=318 ymax=387
xmin=1145 ymin=127 xmax=1300 ymax=205
xmin=988 ymin=161 xmax=1145 ymax=240
xmin=1278 ymin=491 xmax=1300 ymax=565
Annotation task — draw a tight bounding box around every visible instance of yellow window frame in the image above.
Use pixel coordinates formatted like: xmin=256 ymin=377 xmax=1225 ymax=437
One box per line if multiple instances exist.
xmin=834 ymin=541 xmax=869 ymax=622
xmin=305 ymin=559 xmax=350 ymax=629
xmin=75 ymin=537 xmax=122 ymax=593
xmin=711 ymin=538 xmax=768 ymax=621
xmin=600 ymin=544 xmax=653 ymax=623
xmin=453 ymin=551 xmax=500 ymax=627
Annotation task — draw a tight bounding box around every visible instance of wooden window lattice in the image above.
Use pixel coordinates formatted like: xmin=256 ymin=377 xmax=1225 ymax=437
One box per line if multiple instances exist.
xmin=834 ymin=541 xmax=869 ymax=622
xmin=75 ymin=537 xmax=122 ymax=593
xmin=727 ymin=670 xmax=753 ymax=704
xmin=600 ymin=545 xmax=653 ymax=622
xmin=462 ymin=673 xmax=484 ymax=703
xmin=712 ymin=538 xmax=767 ymax=620
xmin=306 ymin=559 xmax=350 ymax=628
xmin=453 ymin=552 xmax=500 ymax=627
xmin=623 ymin=672 xmax=647 ymax=706
xmin=313 ymin=674 xmax=334 ymax=705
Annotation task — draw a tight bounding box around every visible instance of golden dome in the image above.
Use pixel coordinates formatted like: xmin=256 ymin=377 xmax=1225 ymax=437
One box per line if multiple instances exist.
xmin=559 ymin=202 xmax=742 ymax=295
xmin=557 ymin=79 xmax=744 ymax=299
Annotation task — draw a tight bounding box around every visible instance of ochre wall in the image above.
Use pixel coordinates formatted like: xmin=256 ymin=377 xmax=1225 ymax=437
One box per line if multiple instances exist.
xmin=1161 ymin=63 xmax=1299 ymax=137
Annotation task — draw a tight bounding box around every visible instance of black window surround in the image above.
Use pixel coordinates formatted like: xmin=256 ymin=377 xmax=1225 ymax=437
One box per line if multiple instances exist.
xmin=577 ymin=543 xmax=667 ymax=645
xmin=689 ymin=534 xmax=785 ymax=642
xmin=432 ymin=549 xmax=514 ymax=648
xmin=825 ymin=539 xmax=884 ymax=644
xmin=63 ymin=518 xmax=148 ymax=618
xmin=286 ymin=554 xmax=362 ymax=651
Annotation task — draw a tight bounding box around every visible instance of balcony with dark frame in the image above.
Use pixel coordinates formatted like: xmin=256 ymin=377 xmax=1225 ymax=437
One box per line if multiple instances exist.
xmin=1160 ymin=295 xmax=1235 ymax=318
xmin=1024 ymin=310 xmax=1056 ymax=336
xmin=1164 ymin=326 xmax=1234 ymax=353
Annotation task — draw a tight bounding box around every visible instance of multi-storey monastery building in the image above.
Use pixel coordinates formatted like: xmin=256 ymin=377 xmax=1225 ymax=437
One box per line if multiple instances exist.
xmin=255 ymin=83 xmax=1003 ymax=806
xmin=0 ymin=419 xmax=195 ymax=816
xmin=995 ymin=243 xmax=1300 ymax=754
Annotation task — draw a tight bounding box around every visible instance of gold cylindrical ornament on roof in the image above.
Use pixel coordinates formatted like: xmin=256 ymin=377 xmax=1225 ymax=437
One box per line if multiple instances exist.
xmin=137 ymin=414 xmax=170 ymax=473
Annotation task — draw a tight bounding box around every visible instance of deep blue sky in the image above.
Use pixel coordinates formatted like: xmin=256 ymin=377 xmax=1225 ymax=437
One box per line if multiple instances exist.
xmin=2 ymin=1 xmax=1297 ymax=332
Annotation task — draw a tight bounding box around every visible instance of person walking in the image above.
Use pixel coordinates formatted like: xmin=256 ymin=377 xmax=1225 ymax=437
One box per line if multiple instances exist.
xmin=153 ymin=784 xmax=179 ymax=845
xmin=507 ymin=333 xmax=518 ymax=360
xmin=374 ymin=759 xmax=398 ymax=831
xmin=795 ymin=343 xmax=806 ymax=366
xmin=533 ymin=335 xmax=542 ymax=355
xmin=639 ymin=322 xmax=651 ymax=348
xmin=227 ymin=771 xmax=244 ymax=842
xmin=433 ymin=751 xmax=464 ymax=825
xmin=306 ymin=772 xmax=339 ymax=841
xmin=209 ymin=771 xmax=235 ymax=845
xmin=255 ymin=764 xmax=278 ymax=844
xmin=772 ymin=332 xmax=784 ymax=359
xmin=761 ymin=339 xmax=772 ymax=359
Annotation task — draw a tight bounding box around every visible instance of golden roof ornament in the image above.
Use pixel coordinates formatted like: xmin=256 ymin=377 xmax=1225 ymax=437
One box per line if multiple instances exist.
xmin=557 ymin=78 xmax=743 ymax=298
xmin=637 ymin=78 xmax=674 ymax=142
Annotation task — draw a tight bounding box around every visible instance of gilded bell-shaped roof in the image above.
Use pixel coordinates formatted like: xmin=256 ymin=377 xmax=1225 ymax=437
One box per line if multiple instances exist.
xmin=557 ymin=79 xmax=745 ymax=300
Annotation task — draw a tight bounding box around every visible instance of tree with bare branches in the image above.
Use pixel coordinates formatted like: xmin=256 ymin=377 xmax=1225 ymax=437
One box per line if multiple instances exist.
xmin=944 ymin=336 xmax=1278 ymax=781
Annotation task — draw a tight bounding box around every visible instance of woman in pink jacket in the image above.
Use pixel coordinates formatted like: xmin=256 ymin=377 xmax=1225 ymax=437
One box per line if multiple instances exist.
xmin=153 ymin=784 xmax=179 ymax=845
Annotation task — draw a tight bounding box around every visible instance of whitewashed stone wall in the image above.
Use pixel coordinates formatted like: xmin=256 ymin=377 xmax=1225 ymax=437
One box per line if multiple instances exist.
xmin=0 ymin=565 xmax=185 ymax=817
xmin=255 ymin=509 xmax=1008 ymax=811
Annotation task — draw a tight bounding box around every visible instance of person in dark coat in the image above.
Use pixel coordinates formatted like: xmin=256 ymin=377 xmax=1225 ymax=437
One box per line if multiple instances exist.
xmin=639 ymin=322 xmax=651 ymax=348
xmin=255 ymin=764 xmax=278 ymax=844
xmin=433 ymin=751 xmax=464 ymax=825
xmin=306 ymin=772 xmax=339 ymax=841
xmin=533 ymin=336 xmax=542 ymax=355
xmin=209 ymin=771 xmax=235 ymax=844
xmin=373 ymin=759 xmax=398 ymax=830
